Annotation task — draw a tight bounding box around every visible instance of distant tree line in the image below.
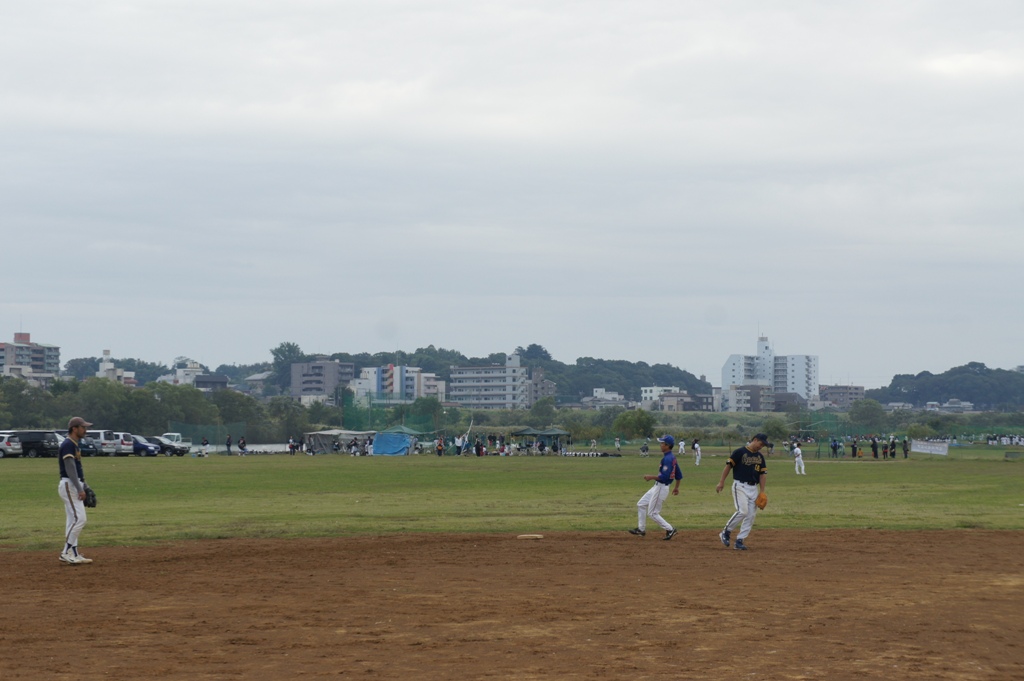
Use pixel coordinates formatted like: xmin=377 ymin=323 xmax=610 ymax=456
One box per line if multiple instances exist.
xmin=866 ymin=362 xmax=1024 ymax=411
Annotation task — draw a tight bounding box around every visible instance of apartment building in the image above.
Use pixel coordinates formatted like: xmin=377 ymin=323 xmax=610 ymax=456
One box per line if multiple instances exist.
xmin=448 ymin=353 xmax=530 ymax=410
xmin=721 ymin=336 xmax=819 ymax=409
xmin=290 ymin=357 xmax=355 ymax=402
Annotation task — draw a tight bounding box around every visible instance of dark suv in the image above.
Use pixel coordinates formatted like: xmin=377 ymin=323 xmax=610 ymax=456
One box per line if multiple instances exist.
xmin=15 ymin=430 xmax=61 ymax=458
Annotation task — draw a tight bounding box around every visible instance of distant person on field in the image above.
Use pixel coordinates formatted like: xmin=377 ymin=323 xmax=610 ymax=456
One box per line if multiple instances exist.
xmin=238 ymin=436 xmax=247 ymax=456
xmin=615 ymin=437 xmax=621 ymax=452
xmin=692 ymin=439 xmax=701 ymax=466
xmin=201 ymin=437 xmax=210 ymax=457
xmin=225 ymin=433 xmax=232 ymax=455
xmin=850 ymin=438 xmax=858 ymax=459
xmin=793 ymin=442 xmax=805 ymax=475
xmin=902 ymin=438 xmax=909 ymax=458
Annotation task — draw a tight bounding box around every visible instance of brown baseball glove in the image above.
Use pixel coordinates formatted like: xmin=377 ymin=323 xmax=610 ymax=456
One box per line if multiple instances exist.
xmin=755 ymin=492 xmax=768 ymax=510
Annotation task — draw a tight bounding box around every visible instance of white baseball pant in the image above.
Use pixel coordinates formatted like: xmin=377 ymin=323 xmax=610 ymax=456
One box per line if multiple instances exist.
xmin=723 ymin=481 xmax=758 ymax=540
xmin=795 ymin=457 xmax=805 ymax=474
xmin=59 ymin=478 xmax=87 ymax=549
xmin=636 ymin=482 xmax=673 ymax=532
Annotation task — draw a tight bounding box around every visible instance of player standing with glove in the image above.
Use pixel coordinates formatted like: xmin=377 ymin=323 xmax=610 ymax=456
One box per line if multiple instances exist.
xmin=716 ymin=433 xmax=769 ymax=551
xmin=58 ymin=417 xmax=95 ymax=565
xmin=629 ymin=435 xmax=682 ymax=540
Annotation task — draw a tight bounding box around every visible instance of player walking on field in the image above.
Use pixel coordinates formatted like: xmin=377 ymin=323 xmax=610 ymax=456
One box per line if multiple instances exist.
xmin=793 ymin=443 xmax=805 ymax=475
xmin=629 ymin=435 xmax=682 ymax=540
xmin=59 ymin=417 xmax=94 ymax=565
xmin=716 ymin=433 xmax=769 ymax=551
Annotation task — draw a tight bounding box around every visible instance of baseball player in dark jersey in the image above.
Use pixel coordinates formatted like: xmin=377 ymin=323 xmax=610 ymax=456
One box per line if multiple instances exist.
xmin=629 ymin=435 xmax=683 ymax=540
xmin=59 ymin=417 xmax=94 ymax=565
xmin=716 ymin=433 xmax=768 ymax=551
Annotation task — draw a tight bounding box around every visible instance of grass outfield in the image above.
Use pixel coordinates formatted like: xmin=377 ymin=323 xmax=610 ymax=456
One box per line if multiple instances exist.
xmin=1 ymin=451 xmax=1022 ymax=549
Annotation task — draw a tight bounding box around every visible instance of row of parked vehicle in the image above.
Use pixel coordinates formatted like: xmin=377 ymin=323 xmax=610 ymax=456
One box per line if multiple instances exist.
xmin=0 ymin=430 xmax=191 ymax=458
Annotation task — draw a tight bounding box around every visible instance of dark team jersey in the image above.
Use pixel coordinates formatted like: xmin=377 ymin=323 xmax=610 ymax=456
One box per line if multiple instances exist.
xmin=58 ymin=437 xmax=84 ymax=482
xmin=656 ymin=452 xmax=683 ymax=485
xmin=727 ymin=446 xmax=766 ymax=485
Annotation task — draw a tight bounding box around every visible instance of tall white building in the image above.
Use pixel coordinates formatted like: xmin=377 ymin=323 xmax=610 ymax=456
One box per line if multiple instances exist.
xmin=721 ymin=336 xmax=819 ymax=407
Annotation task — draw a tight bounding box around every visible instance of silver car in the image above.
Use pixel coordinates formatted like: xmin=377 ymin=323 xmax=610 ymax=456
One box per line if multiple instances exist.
xmin=0 ymin=432 xmax=23 ymax=458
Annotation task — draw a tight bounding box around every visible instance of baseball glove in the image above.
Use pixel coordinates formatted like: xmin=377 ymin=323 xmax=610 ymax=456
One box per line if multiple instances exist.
xmin=84 ymin=487 xmax=97 ymax=508
xmin=755 ymin=492 xmax=768 ymax=510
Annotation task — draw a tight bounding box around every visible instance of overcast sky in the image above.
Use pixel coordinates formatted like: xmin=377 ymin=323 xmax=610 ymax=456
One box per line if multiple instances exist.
xmin=3 ymin=1 xmax=1022 ymax=390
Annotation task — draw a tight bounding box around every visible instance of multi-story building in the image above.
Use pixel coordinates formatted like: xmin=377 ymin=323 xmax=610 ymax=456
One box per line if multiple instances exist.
xmin=349 ymin=365 xmax=445 ymax=404
xmin=581 ymin=388 xmax=629 ymax=409
xmin=640 ymin=386 xmax=679 ymax=410
xmin=819 ymin=384 xmax=865 ymax=411
xmin=0 ymin=332 xmax=60 ymax=375
xmin=95 ymin=349 xmax=137 ymax=386
xmin=721 ymin=336 xmax=819 ymax=409
xmin=657 ymin=391 xmax=690 ymax=412
xmin=156 ymin=357 xmax=205 ymax=386
xmin=527 ymin=368 xmax=557 ymax=407
xmin=448 ymin=353 xmax=529 ymax=410
xmin=721 ymin=384 xmax=775 ymax=413
xmin=655 ymin=391 xmax=715 ymax=412
xmin=290 ymin=357 xmax=355 ymax=402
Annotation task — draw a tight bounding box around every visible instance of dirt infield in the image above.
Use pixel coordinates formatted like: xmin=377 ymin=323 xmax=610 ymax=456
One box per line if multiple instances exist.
xmin=3 ymin=530 xmax=1022 ymax=680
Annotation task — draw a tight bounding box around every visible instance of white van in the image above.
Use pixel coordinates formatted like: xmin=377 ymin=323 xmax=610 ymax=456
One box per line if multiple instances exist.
xmin=113 ymin=431 xmax=134 ymax=456
xmin=86 ymin=429 xmax=119 ymax=456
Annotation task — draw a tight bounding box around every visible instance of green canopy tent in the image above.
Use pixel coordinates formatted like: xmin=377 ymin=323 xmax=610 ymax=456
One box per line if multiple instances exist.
xmin=536 ymin=427 xmax=570 ymax=451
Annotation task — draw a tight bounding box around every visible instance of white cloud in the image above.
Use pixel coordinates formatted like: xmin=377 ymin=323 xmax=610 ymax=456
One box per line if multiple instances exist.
xmin=923 ymin=51 xmax=1024 ymax=78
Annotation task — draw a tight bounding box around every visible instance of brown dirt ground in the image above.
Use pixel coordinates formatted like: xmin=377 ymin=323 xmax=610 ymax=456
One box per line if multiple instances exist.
xmin=2 ymin=530 xmax=1022 ymax=680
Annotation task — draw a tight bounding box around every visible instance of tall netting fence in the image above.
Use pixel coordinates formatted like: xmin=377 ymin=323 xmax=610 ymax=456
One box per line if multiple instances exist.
xmin=167 ymin=422 xmax=248 ymax=448
xmin=340 ymin=393 xmax=441 ymax=435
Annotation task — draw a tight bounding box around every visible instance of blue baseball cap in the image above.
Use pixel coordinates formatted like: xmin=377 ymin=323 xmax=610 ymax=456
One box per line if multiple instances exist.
xmin=657 ymin=434 xmax=675 ymax=448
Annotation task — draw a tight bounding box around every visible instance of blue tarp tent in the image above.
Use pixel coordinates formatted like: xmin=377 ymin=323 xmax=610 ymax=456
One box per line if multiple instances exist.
xmin=372 ymin=432 xmax=414 ymax=456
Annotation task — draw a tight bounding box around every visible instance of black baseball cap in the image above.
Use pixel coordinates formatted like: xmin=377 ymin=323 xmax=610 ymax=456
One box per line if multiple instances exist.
xmin=751 ymin=433 xmax=769 ymax=444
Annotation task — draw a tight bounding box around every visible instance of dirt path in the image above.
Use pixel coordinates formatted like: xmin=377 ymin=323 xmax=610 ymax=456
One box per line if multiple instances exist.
xmin=3 ymin=530 xmax=1022 ymax=680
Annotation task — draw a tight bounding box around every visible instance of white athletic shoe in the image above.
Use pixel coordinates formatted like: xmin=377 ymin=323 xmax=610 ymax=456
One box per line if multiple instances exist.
xmin=76 ymin=554 xmax=93 ymax=564
xmin=59 ymin=552 xmax=84 ymax=565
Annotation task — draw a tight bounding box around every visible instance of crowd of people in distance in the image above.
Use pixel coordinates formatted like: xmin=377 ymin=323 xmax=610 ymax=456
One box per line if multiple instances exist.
xmin=429 ymin=433 xmax=569 ymax=456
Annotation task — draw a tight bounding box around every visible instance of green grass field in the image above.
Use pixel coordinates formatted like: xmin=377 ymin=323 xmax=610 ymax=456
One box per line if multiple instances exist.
xmin=2 ymin=449 xmax=1022 ymax=549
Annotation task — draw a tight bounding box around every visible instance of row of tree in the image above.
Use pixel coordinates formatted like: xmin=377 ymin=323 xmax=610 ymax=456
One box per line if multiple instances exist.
xmin=866 ymin=362 xmax=1024 ymax=410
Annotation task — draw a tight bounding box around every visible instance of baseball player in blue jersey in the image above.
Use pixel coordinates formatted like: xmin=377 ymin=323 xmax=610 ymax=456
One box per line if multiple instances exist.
xmin=716 ymin=433 xmax=768 ymax=551
xmin=59 ymin=417 xmax=94 ymax=565
xmin=629 ymin=435 xmax=683 ymax=540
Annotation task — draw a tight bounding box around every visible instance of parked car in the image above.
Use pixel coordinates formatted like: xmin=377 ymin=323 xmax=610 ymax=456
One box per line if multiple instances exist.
xmin=132 ymin=435 xmax=161 ymax=457
xmin=161 ymin=432 xmax=193 ymax=452
xmin=13 ymin=430 xmax=61 ymax=458
xmin=146 ymin=435 xmax=187 ymax=456
xmin=85 ymin=429 xmax=118 ymax=456
xmin=113 ymin=431 xmax=134 ymax=456
xmin=0 ymin=432 xmax=23 ymax=458
xmin=79 ymin=436 xmax=103 ymax=457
